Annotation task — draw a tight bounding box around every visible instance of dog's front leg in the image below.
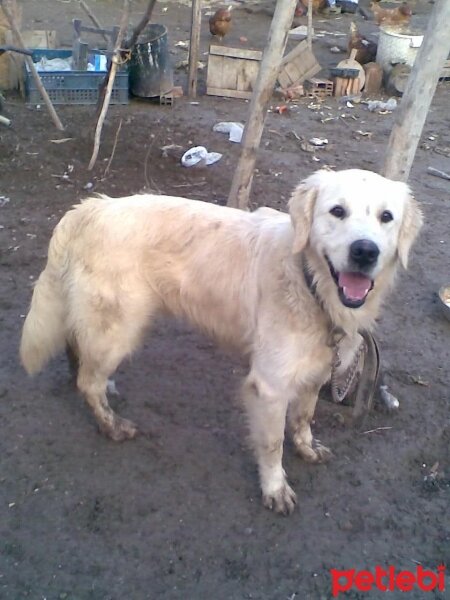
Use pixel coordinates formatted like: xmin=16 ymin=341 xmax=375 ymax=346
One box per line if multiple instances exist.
xmin=288 ymin=385 xmax=333 ymax=463
xmin=242 ymin=374 xmax=296 ymax=515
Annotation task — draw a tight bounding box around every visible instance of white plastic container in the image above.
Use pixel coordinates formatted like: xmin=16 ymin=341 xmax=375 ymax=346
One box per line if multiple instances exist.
xmin=376 ymin=27 xmax=424 ymax=74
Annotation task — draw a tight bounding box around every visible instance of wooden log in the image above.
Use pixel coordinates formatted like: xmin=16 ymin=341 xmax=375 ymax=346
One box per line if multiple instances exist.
xmin=382 ymin=0 xmax=450 ymax=182
xmin=0 ymin=0 xmax=64 ymax=131
xmin=227 ymin=0 xmax=299 ymax=210
xmin=188 ymin=0 xmax=202 ymax=98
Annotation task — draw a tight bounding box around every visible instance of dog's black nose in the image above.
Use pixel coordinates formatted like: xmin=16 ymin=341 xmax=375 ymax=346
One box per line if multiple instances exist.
xmin=350 ymin=239 xmax=380 ymax=267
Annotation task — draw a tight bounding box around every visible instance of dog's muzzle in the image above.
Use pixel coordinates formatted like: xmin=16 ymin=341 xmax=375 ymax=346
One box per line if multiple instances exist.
xmin=326 ymin=251 xmax=375 ymax=309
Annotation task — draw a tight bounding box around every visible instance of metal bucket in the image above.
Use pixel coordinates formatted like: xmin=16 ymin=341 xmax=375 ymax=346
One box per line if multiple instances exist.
xmin=128 ymin=24 xmax=173 ymax=97
xmin=376 ymin=27 xmax=423 ymax=75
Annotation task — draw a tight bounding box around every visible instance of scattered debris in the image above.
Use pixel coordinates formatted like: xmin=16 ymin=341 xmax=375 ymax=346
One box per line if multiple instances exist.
xmin=181 ymin=146 xmax=222 ymax=168
xmin=160 ymin=144 xmax=184 ymax=158
xmin=410 ymin=375 xmax=429 ymax=387
xmin=309 ymin=137 xmax=329 ymax=147
xmin=213 ymin=122 xmax=244 ymax=143
xmin=0 ymin=115 xmax=11 ymax=127
xmin=274 ymin=105 xmax=289 ymax=115
xmin=49 ymin=138 xmax=74 ymax=144
xmin=427 ymin=166 xmax=450 ymax=181
xmin=361 ymin=426 xmax=393 ymax=435
xmin=422 ymin=461 xmax=445 ymax=492
xmin=355 ymin=130 xmax=373 ymax=138
xmin=379 ymin=385 xmax=399 ymax=410
xmin=176 ymin=59 xmax=205 ymax=71
xmin=175 ymin=40 xmax=189 ymax=50
xmin=0 ymin=196 xmax=11 ymax=207
xmin=367 ymin=98 xmax=397 ymax=112
xmin=329 ymin=46 xmax=341 ymax=53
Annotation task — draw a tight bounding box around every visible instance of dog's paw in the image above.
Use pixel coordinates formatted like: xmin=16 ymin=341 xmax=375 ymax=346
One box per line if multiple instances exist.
xmin=295 ymin=439 xmax=333 ymax=464
xmin=99 ymin=416 xmax=139 ymax=442
xmin=262 ymin=482 xmax=297 ymax=515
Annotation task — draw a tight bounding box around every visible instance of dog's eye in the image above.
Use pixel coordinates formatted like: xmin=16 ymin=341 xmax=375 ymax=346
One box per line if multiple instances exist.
xmin=329 ymin=205 xmax=346 ymax=219
xmin=380 ymin=210 xmax=394 ymax=223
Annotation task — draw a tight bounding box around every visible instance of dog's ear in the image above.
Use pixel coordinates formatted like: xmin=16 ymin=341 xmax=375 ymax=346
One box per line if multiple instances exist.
xmin=288 ymin=181 xmax=317 ymax=254
xmin=398 ymin=193 xmax=423 ymax=269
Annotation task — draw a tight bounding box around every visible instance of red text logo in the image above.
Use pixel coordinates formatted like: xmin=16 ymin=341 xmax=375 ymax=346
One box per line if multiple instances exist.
xmin=330 ymin=565 xmax=446 ymax=597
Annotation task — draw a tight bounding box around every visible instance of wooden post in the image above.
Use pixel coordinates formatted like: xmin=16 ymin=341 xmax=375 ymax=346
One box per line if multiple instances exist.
xmin=188 ymin=0 xmax=202 ymax=98
xmin=227 ymin=0 xmax=297 ymax=209
xmin=382 ymin=0 xmax=450 ymax=182
xmin=0 ymin=0 xmax=64 ymax=131
xmin=307 ymin=0 xmax=313 ymax=49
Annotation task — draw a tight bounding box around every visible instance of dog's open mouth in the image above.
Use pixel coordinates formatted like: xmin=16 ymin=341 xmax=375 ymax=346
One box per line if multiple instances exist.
xmin=326 ymin=257 xmax=374 ymax=309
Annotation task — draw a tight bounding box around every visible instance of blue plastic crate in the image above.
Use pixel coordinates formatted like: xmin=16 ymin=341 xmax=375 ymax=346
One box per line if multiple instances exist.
xmin=25 ymin=49 xmax=128 ymax=105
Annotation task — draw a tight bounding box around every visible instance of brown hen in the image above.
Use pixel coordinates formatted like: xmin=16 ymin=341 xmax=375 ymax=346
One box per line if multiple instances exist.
xmin=296 ymin=0 xmax=327 ymax=16
xmin=209 ymin=6 xmax=232 ymax=40
xmin=348 ymin=22 xmax=377 ymax=65
xmin=370 ymin=2 xmax=412 ymax=28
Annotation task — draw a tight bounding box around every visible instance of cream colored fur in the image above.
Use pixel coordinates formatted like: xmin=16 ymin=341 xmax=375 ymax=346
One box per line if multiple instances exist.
xmin=20 ymin=169 xmax=422 ymax=514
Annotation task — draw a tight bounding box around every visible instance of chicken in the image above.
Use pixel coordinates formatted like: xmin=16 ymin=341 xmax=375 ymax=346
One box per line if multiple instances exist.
xmin=295 ymin=0 xmax=327 ymax=16
xmin=370 ymin=2 xmax=412 ymax=28
xmin=348 ymin=22 xmax=377 ymax=65
xmin=209 ymin=6 xmax=232 ymax=41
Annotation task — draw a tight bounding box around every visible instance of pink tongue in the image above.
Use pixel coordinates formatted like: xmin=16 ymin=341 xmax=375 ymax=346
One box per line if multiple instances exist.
xmin=338 ymin=272 xmax=372 ymax=301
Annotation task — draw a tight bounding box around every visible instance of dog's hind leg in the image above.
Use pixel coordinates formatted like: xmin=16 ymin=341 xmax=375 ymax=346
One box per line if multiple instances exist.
xmin=77 ymin=360 xmax=138 ymax=442
xmin=288 ymin=386 xmax=333 ymax=463
xmin=242 ymin=373 xmax=296 ymax=515
xmin=74 ymin=299 xmax=151 ymax=442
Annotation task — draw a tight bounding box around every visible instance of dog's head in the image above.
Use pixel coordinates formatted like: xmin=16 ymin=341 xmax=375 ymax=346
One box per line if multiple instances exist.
xmin=289 ymin=169 xmax=423 ymax=309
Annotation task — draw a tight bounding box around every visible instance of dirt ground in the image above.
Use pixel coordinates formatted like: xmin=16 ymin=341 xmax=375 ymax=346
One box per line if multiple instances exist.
xmin=0 ymin=0 xmax=449 ymax=598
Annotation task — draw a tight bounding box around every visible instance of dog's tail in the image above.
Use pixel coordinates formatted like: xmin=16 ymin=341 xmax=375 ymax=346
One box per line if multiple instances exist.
xmin=20 ymin=215 xmax=73 ymax=375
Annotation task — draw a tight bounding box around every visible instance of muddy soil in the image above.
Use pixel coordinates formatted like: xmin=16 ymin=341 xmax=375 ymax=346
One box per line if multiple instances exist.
xmin=0 ymin=1 xmax=448 ymax=598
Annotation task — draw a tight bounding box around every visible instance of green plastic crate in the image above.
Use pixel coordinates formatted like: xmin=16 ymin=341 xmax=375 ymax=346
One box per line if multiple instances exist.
xmin=25 ymin=49 xmax=128 ymax=105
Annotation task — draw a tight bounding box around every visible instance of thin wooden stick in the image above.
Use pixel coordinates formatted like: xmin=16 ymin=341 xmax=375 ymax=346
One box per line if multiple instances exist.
xmin=0 ymin=0 xmax=64 ymax=131
xmin=124 ymin=0 xmax=157 ymax=50
xmin=88 ymin=0 xmax=129 ymax=171
xmin=188 ymin=0 xmax=202 ymax=98
xmin=102 ymin=118 xmax=123 ymax=179
xmin=79 ymin=0 xmax=109 ymax=45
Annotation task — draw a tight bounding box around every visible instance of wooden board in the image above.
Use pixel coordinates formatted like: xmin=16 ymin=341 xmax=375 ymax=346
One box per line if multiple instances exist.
xmin=278 ymin=40 xmax=320 ymax=88
xmin=206 ymin=45 xmax=262 ymax=99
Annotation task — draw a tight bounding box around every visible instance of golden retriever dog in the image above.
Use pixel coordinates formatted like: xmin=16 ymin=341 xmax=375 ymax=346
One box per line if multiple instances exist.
xmin=20 ymin=169 xmax=422 ymax=514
